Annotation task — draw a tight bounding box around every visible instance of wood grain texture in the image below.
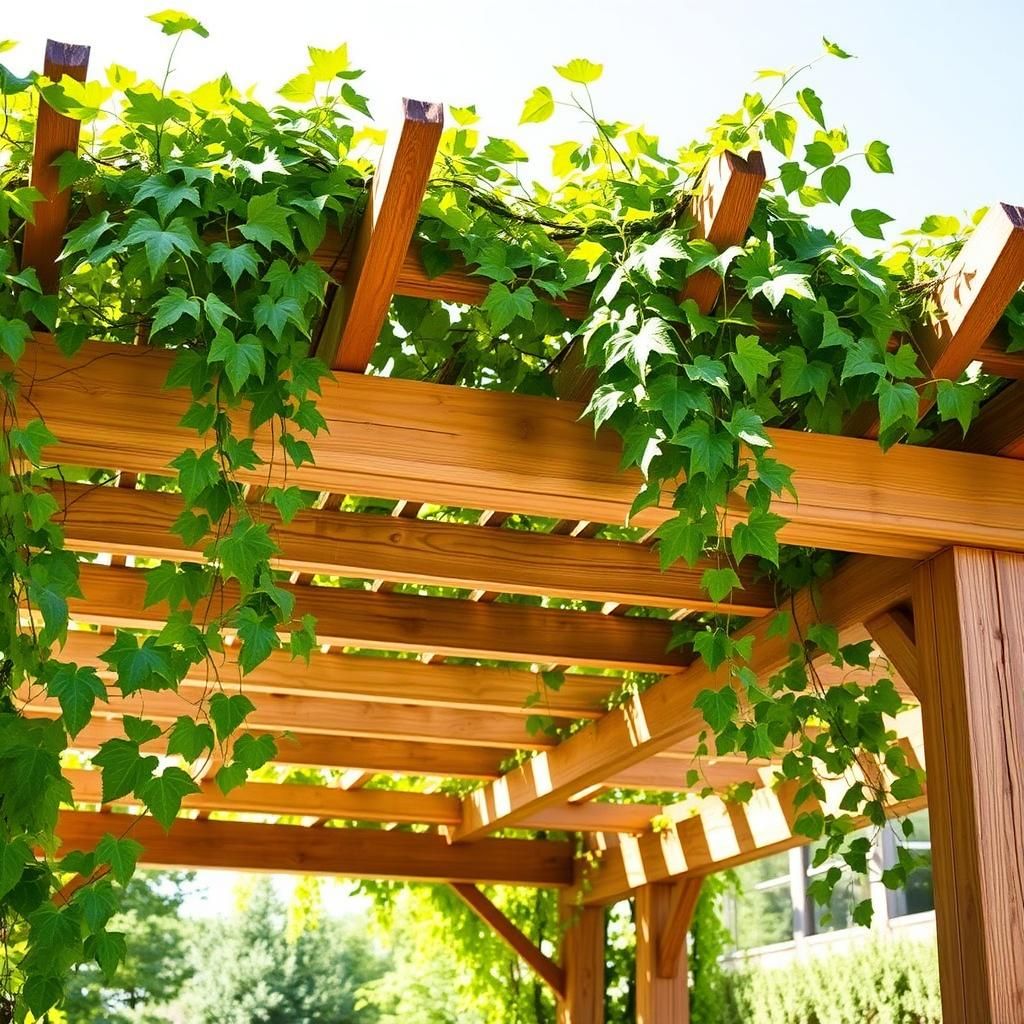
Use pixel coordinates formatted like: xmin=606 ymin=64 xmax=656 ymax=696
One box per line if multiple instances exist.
xmin=17 ymin=335 xmax=1024 ymax=558
xmin=656 ymin=879 xmax=702 ymax=979
xmin=55 ymin=811 xmax=574 ymax=887
xmin=21 ymin=40 xmax=90 ymax=292
xmin=52 ymin=481 xmax=774 ymax=615
xmin=933 ymin=380 xmax=1024 ymax=458
xmin=451 ymin=884 xmax=566 ymax=996
xmin=864 ymin=607 xmax=921 ymax=701
xmin=65 ymin=561 xmax=690 ymax=673
xmin=56 ymin=630 xmax=618 ymax=720
xmin=557 ymin=890 xmax=605 ymax=1024
xmin=450 ymin=555 xmax=913 ymax=842
xmin=913 ymin=547 xmax=1024 ymax=1023
xmin=636 ymin=884 xmax=689 ymax=1023
xmin=318 ymin=99 xmax=443 ymax=371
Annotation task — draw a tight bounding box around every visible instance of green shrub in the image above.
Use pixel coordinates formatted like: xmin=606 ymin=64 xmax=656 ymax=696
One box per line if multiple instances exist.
xmin=716 ymin=937 xmax=942 ymax=1024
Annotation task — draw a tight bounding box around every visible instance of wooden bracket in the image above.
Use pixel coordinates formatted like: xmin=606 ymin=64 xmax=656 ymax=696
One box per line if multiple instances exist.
xmin=450 ymin=882 xmax=567 ymax=998
xmin=656 ymin=877 xmax=702 ymax=979
xmin=865 ymin=606 xmax=921 ymax=701
xmin=21 ymin=39 xmax=91 ymax=293
xmin=316 ymin=97 xmax=443 ymax=372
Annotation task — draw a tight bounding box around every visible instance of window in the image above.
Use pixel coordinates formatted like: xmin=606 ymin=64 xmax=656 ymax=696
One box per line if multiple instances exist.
xmin=725 ymin=852 xmax=794 ymax=950
xmin=888 ymin=809 xmax=934 ymax=917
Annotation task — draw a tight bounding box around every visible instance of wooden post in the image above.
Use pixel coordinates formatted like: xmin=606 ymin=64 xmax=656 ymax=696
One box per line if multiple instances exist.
xmin=913 ymin=547 xmax=1024 ymax=1022
xmin=558 ymin=889 xmax=605 ymax=1024
xmin=635 ymin=883 xmax=691 ymax=1023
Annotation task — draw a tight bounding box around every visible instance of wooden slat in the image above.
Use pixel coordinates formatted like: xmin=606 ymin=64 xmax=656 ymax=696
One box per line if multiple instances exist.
xmin=449 ymin=555 xmax=913 ymax=842
xmin=56 ymin=630 xmax=618 ymax=720
xmin=581 ymin=726 xmax=928 ymax=905
xmin=21 ymin=40 xmax=90 ymax=292
xmin=317 ymin=99 xmax=443 ymax=371
xmin=846 ymin=203 xmax=1024 ymax=437
xmin=451 ymin=883 xmax=566 ymax=996
xmin=554 ymin=150 xmax=765 ymax=402
xmin=66 ymin=769 xmax=663 ymax=833
xmin=65 ymin=562 xmax=689 ymax=673
xmin=55 ymin=811 xmax=574 ymax=887
xmin=913 ymin=547 xmax=1024 ymax=1022
xmin=52 ymin=481 xmax=774 ymax=615
xmin=19 ymin=335 xmax=1024 ymax=559
xmin=558 ymin=888 xmax=605 ymax=1024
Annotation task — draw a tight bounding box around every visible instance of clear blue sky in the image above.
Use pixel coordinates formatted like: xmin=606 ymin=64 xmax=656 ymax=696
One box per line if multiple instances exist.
xmin=5 ymin=0 xmax=1023 ymax=233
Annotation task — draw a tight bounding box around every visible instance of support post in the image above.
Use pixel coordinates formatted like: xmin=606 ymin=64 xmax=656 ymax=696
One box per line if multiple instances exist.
xmin=635 ymin=882 xmax=694 ymax=1023
xmin=558 ymin=887 xmax=605 ymax=1024
xmin=913 ymin=547 xmax=1024 ymax=1022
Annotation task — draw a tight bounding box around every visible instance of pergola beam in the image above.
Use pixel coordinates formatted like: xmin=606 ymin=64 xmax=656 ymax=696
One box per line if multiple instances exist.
xmin=52 ymin=481 xmax=773 ymax=616
xmin=54 ymin=811 xmax=575 ymax=887
xmin=17 ymin=335 xmax=1024 ymax=559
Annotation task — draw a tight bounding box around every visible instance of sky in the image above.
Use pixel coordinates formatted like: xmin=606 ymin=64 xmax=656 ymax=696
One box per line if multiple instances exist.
xmin=7 ymin=0 xmax=1015 ymax=910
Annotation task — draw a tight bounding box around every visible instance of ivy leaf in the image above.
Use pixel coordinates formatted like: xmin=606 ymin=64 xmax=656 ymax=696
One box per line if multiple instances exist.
xmin=884 ymin=343 xmax=923 ymax=381
xmin=236 ymin=606 xmax=282 ymax=673
xmin=10 ymin=419 xmax=58 ymax=464
xmin=209 ymin=692 xmax=257 ymax=742
xmin=803 ymin=140 xmax=834 ymax=168
xmin=134 ymin=175 xmax=201 ymax=219
xmin=675 ymin=419 xmax=733 ymax=479
xmin=654 ymin=516 xmax=706 ymax=568
xmin=729 ymin=334 xmax=778 ymax=395
xmin=151 ymin=287 xmax=200 ymax=336
xmin=482 ymin=282 xmax=535 ymax=330
xmin=91 ymin=739 xmax=158 ymax=802
xmin=609 ymin=317 xmax=677 ymax=382
xmin=876 ymin=378 xmax=920 ymax=435
xmin=85 ymin=929 xmax=128 ymax=979
xmin=46 ymin=663 xmax=106 ymax=738
xmin=865 ymin=140 xmax=893 ymax=173
xmin=796 ymin=87 xmax=826 ymax=128
xmin=170 ymin=447 xmax=219 ymax=503
xmin=701 ymin=567 xmax=742 ymax=603
xmin=851 ymin=208 xmax=894 ymax=240
xmin=239 ymin=190 xmax=293 ymax=252
xmin=779 ymin=162 xmax=806 ymax=194
xmin=519 ymin=86 xmax=554 ymax=124
xmin=95 ymin=833 xmax=144 ymax=886
xmin=209 ymin=242 xmax=261 ymax=286
xmin=208 ymin=329 xmax=267 ymax=391
xmin=123 ymin=216 xmax=199 ymax=277
xmin=121 ymin=716 xmax=163 ymax=744
xmin=779 ymin=347 xmax=832 ymax=403
xmin=762 ymin=111 xmax=797 ymax=157
xmin=166 ymin=716 xmax=215 ymax=762
xmin=694 ymin=685 xmax=738 ymax=731
xmin=823 ymin=37 xmax=853 ymax=59
xmin=840 ymin=339 xmax=886 ymax=383
xmin=554 ymin=58 xmax=603 ymax=84
xmin=936 ymin=379 xmax=982 ymax=435
xmin=0 ymin=316 xmax=31 ymax=362
xmin=731 ymin=509 xmax=785 ymax=566
xmin=138 ymin=766 xmax=200 ymax=830
xmin=148 ymin=9 xmax=210 ymax=37
xmin=0 ymin=837 xmax=31 ymax=901
xmin=726 ymin=407 xmax=771 ymax=448
xmin=232 ymin=732 xmax=277 ymax=770
xmin=821 ymin=165 xmax=851 ymax=205
xmin=214 ymin=518 xmax=280 ymax=590
xmin=74 ymin=879 xmax=118 ymax=933
xmin=646 ymin=375 xmax=710 ymax=432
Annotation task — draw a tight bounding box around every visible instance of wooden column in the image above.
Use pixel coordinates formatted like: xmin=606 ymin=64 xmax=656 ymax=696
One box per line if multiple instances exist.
xmin=558 ymin=891 xmax=605 ymax=1024
xmin=913 ymin=547 xmax=1024 ymax=1023
xmin=635 ymin=882 xmax=694 ymax=1023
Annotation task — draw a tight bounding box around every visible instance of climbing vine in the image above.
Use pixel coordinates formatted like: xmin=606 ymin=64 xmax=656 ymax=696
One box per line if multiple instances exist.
xmin=0 ymin=12 xmax=997 ymax=1019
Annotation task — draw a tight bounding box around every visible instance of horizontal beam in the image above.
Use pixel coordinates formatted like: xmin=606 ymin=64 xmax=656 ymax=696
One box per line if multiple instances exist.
xmin=53 ymin=482 xmax=773 ymax=615
xmin=19 ymin=336 xmax=1024 ymax=559
xmin=65 ymin=562 xmax=688 ymax=674
xmin=56 ymin=630 xmax=617 ymax=720
xmin=65 ymin=769 xmax=664 ymax=833
xmin=450 ymin=554 xmax=913 ymax=842
xmin=55 ymin=811 xmax=575 ymax=887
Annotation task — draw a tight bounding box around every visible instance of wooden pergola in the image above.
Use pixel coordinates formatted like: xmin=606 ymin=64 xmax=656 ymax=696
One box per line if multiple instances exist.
xmin=16 ymin=40 xmax=1024 ymax=1024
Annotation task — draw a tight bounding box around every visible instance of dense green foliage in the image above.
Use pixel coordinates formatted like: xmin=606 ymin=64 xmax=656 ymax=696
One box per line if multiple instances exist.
xmin=720 ymin=937 xmax=941 ymax=1024
xmin=0 ymin=10 xmax=994 ymax=1016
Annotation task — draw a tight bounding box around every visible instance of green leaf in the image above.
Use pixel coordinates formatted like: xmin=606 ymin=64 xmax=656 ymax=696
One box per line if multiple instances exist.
xmin=762 ymin=111 xmax=797 ymax=157
xmin=609 ymin=317 xmax=677 ymax=382
xmin=729 ymin=334 xmax=778 ymax=395
xmin=823 ymin=37 xmax=853 ymax=58
xmin=308 ymin=42 xmax=350 ymax=80
xmin=208 ymin=329 xmax=266 ymax=391
xmin=675 ymin=419 xmax=733 ymax=479
xmin=214 ymin=518 xmax=279 ymax=590
xmin=10 ymin=418 xmax=58 ymax=464
xmin=654 ymin=516 xmax=707 ymax=568
xmin=47 ymin=662 xmax=106 ymax=737
xmin=865 ymin=140 xmax=893 ymax=173
xmin=851 ymin=208 xmax=894 ymax=240
xmin=231 ymin=731 xmax=277 ymax=770
xmin=123 ymin=216 xmax=198 ymax=277
xmin=519 ymin=86 xmax=554 ymax=125
xmin=936 ymin=379 xmax=982 ymax=435
xmin=803 ymin=140 xmax=835 ymax=168
xmin=91 ymin=739 xmax=158 ymax=802
xmin=779 ymin=162 xmax=806 ymax=194
xmin=121 ymin=716 xmax=162 ymax=744
xmin=821 ymin=164 xmax=851 ymax=205
xmin=95 ymin=833 xmax=144 ymax=886
xmin=139 ymin=766 xmax=200 ymax=829
xmin=730 ymin=509 xmax=785 ymax=565
xmin=266 ymin=486 xmax=309 ymax=525
xmin=169 ymin=447 xmax=219 ymax=503
xmin=701 ymin=567 xmax=742 ymax=603
xmin=209 ymin=241 xmax=261 ymax=286
xmin=0 ymin=837 xmax=30 ymax=901
xmin=134 ymin=175 xmax=201 ymax=219
xmin=148 ymin=8 xmax=210 ymax=37
xmin=151 ymin=287 xmax=200 ymax=336
xmin=876 ymin=378 xmax=919 ymax=435
xmin=86 ymin=929 xmax=128 ymax=978
xmin=646 ymin=375 xmax=710 ymax=432
xmin=235 ymin=606 xmax=282 ymax=673
xmin=694 ymin=685 xmax=738 ymax=731
xmin=554 ymin=58 xmax=603 ymax=84
xmin=796 ymin=87 xmax=826 ymax=128
xmin=166 ymin=716 xmax=215 ymax=762
xmin=209 ymin=692 xmax=257 ymax=742
xmin=0 ymin=316 xmax=31 ymax=361
xmin=482 ymin=282 xmax=535 ymax=331
xmin=239 ymin=190 xmax=293 ymax=252
xmin=74 ymin=878 xmax=118 ymax=932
